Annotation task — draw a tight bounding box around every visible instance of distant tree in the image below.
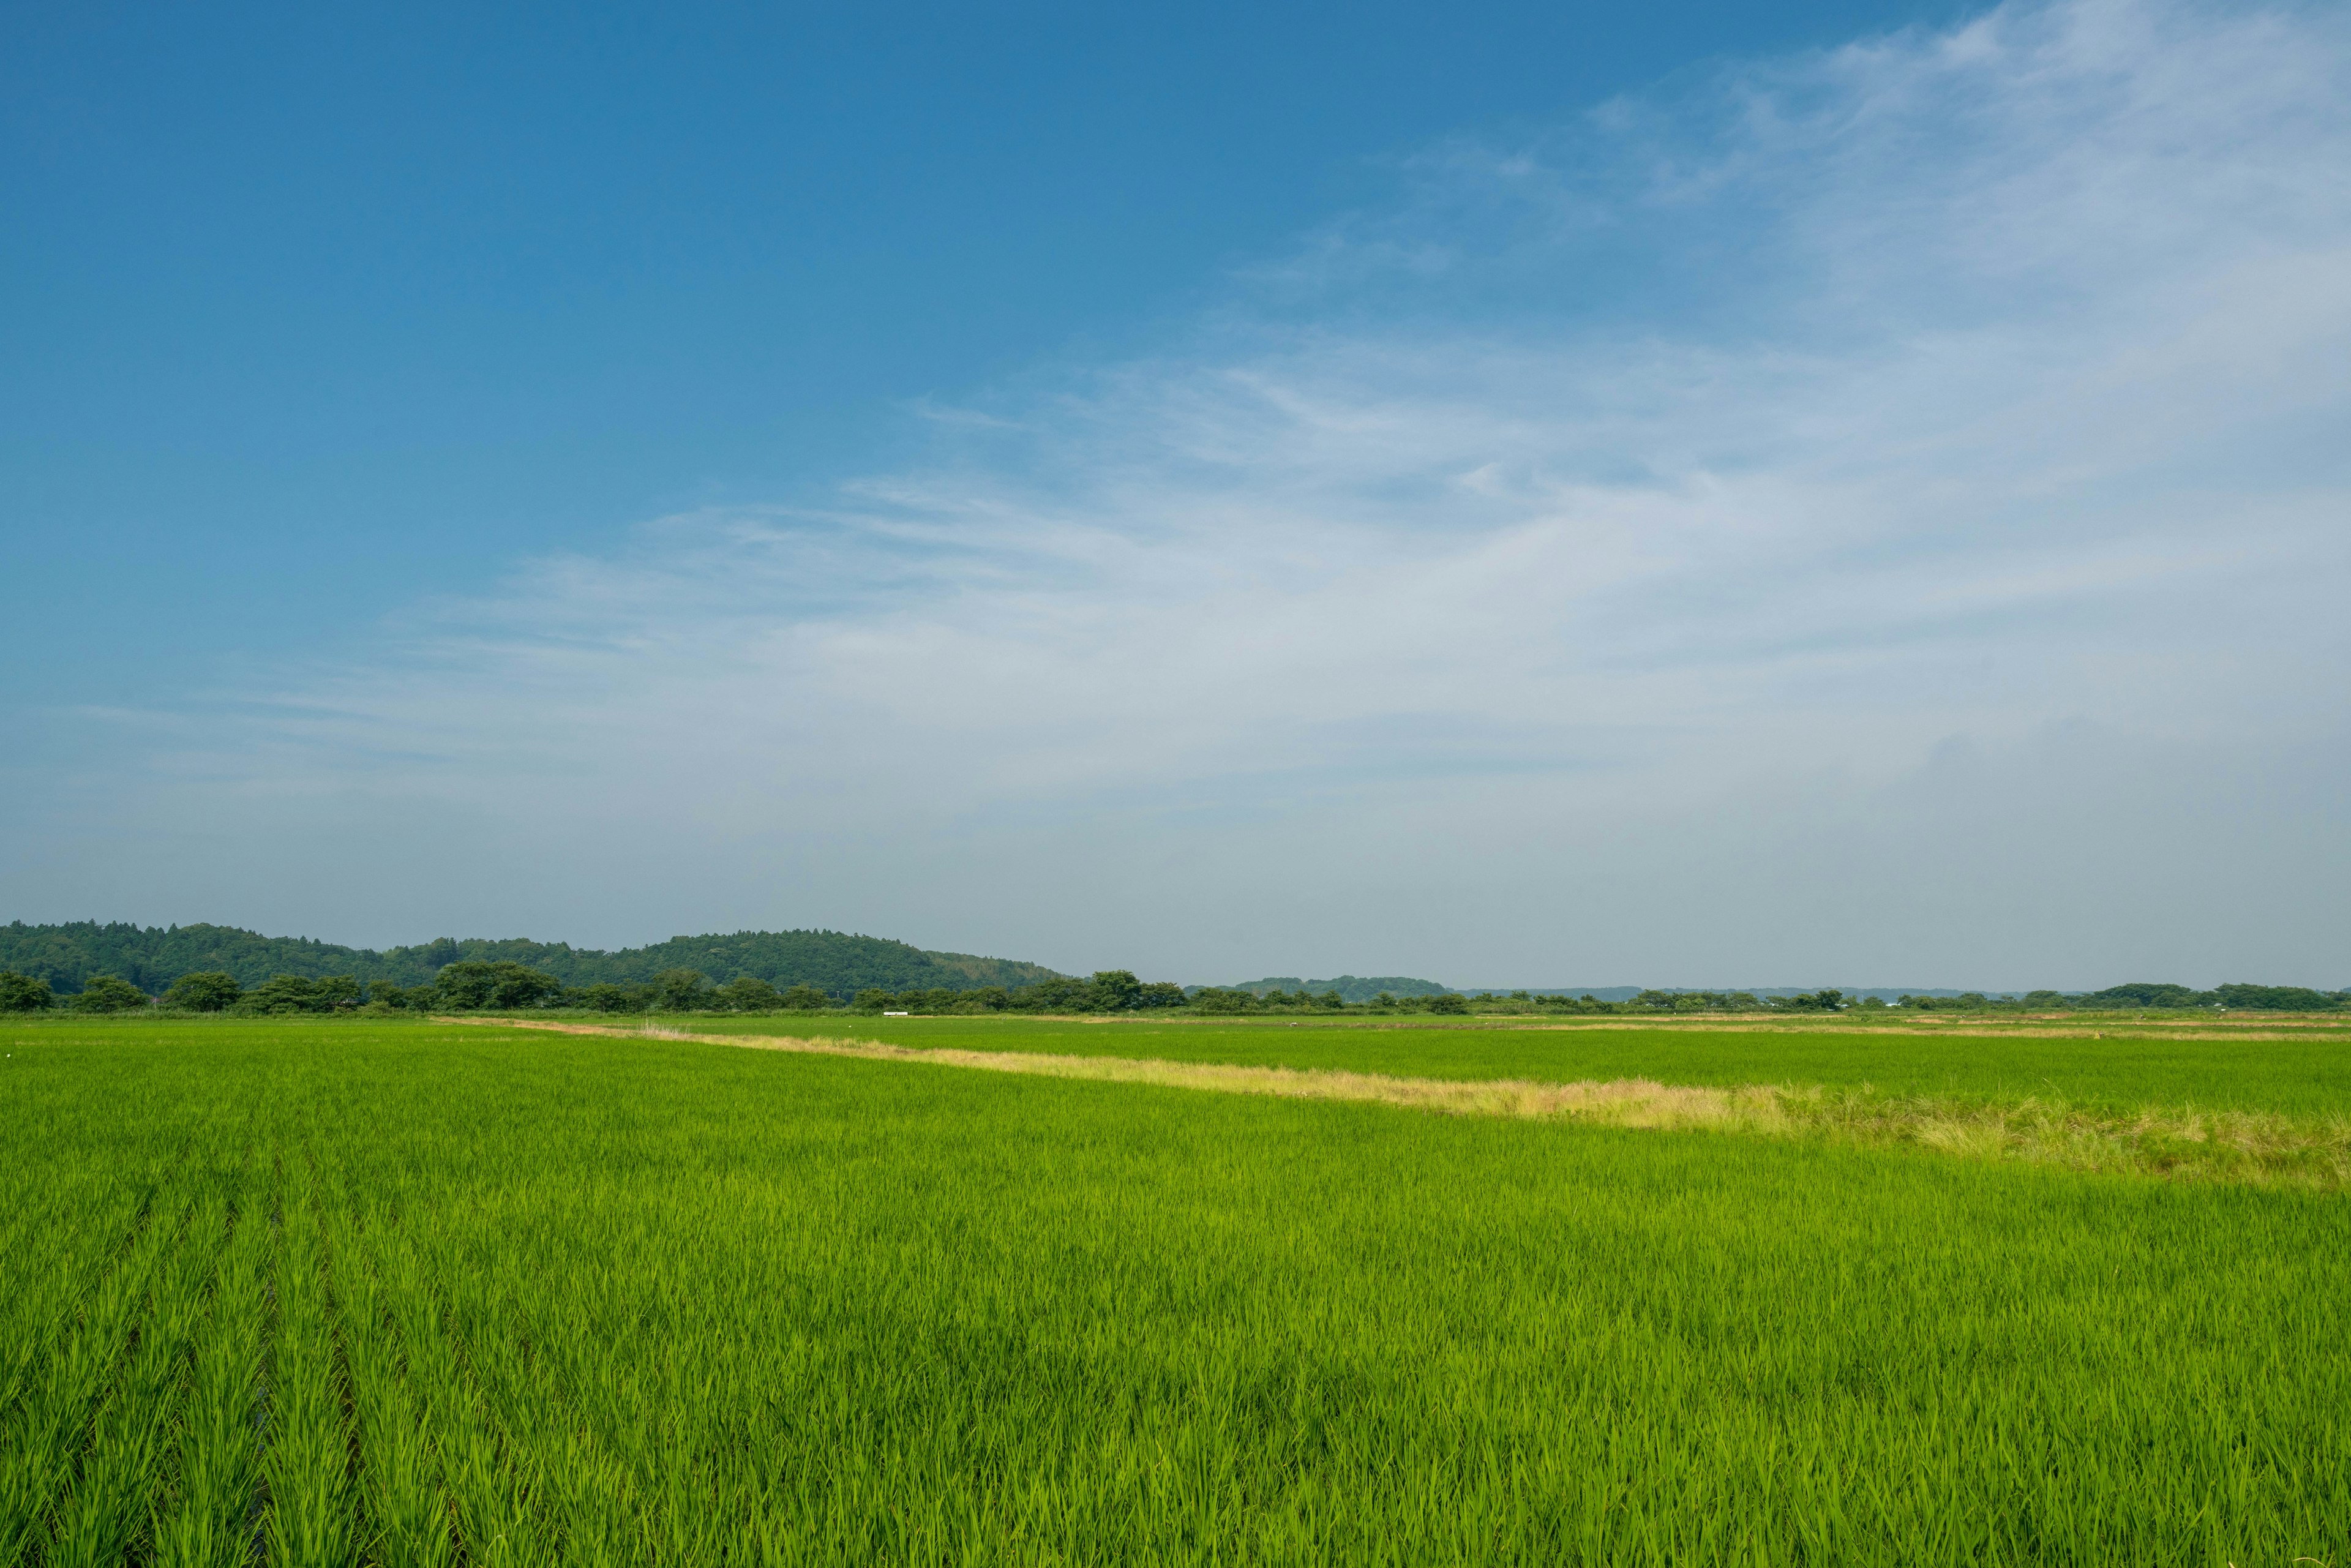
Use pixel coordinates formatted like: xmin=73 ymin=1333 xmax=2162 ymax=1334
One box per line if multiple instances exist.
xmin=1773 ymin=989 xmax=1847 ymax=1013
xmin=245 ymin=973 xmax=326 ymax=1013
xmin=435 ymin=961 xmax=565 ymax=1011
xmin=312 ymin=976 xmax=362 ymax=1010
xmin=69 ymin=974 xmax=151 ymax=1013
xmin=1015 ymin=977 xmax=1091 ymax=1013
xmin=2022 ymin=990 xmax=2070 ymax=1008
xmin=163 ymin=971 xmax=241 ymax=1011
xmin=484 ymin=966 xmax=562 ymax=1010
xmin=1087 ymin=970 xmax=1144 ymax=1011
xmin=1423 ymin=992 xmax=1470 ymax=1015
xmin=646 ymin=969 xmax=711 ymax=1012
xmin=961 ymin=985 xmax=1010 ymax=1013
xmin=852 ymin=988 xmax=893 ymax=1013
xmin=2079 ymin=982 xmax=2205 ymax=1009
xmin=369 ymin=983 xmax=419 ymax=1010
xmin=1370 ymin=992 xmax=1397 ymax=1011
xmin=713 ymin=975 xmax=783 ymax=1013
xmin=431 ymin=964 xmax=493 ymax=1010
xmin=579 ymin=983 xmax=641 ymax=1014
xmin=779 ymin=983 xmax=833 ymax=1011
xmin=2212 ymin=983 xmax=2340 ymax=1012
xmin=1139 ymin=982 xmax=1188 ymax=1009
xmin=0 ymin=970 xmax=56 ymax=1011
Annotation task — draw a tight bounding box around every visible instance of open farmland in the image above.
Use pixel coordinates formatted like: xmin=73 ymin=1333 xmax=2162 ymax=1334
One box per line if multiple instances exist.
xmin=4 ymin=1016 xmax=2347 ymax=1564
xmin=661 ymin=1011 xmax=2351 ymax=1116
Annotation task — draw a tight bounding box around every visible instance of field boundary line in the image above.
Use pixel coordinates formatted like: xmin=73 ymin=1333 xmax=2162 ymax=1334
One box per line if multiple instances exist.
xmin=438 ymin=1015 xmax=1785 ymax=1128
xmin=438 ymin=1017 xmax=2351 ymax=1188
xmin=848 ymin=1015 xmax=2351 ymax=1043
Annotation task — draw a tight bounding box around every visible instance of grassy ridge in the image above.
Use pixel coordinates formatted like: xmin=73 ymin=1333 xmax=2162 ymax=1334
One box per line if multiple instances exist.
xmin=650 ymin=1013 xmax=2351 ymax=1116
xmin=4 ymin=1016 xmax=2347 ymax=1563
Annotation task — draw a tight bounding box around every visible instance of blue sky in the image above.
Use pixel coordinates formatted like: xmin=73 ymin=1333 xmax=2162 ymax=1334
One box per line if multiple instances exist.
xmin=6 ymin=0 xmax=1946 ymax=696
xmin=6 ymin=0 xmax=2347 ymax=986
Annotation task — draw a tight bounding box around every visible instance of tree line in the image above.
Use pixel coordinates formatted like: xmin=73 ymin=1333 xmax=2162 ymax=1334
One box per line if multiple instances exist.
xmin=4 ymin=964 xmax=2342 ymax=1017
xmin=0 ymin=964 xmax=1189 ymax=1016
xmin=1 ymin=966 xmax=1429 ymax=1016
xmin=0 ymin=921 xmax=1058 ymax=997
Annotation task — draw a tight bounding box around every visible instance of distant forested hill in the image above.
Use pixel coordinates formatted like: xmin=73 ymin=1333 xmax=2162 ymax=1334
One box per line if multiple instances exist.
xmin=0 ymin=921 xmax=1063 ymax=997
xmin=1226 ymin=975 xmax=1455 ymax=1002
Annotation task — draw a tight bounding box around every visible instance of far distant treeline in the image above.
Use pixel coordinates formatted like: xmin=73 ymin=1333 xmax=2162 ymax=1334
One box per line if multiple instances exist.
xmin=4 ymin=964 xmax=2345 ymax=1018
xmin=1 ymin=920 xmax=2342 ymax=1016
xmin=1226 ymin=975 xmax=1455 ymax=1002
xmin=0 ymin=921 xmax=1060 ymax=995
xmin=1543 ymin=983 xmax=2350 ymax=1013
xmin=0 ymin=964 xmax=1187 ymax=1016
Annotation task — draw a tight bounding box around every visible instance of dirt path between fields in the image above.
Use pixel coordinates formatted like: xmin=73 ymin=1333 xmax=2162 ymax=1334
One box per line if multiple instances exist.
xmin=437 ymin=1016 xmax=2351 ymax=1187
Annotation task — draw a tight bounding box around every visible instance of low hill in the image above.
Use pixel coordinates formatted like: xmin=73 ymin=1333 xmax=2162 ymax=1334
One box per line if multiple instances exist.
xmin=0 ymin=921 xmax=1064 ymax=997
xmin=1226 ymin=975 xmax=1455 ymax=1002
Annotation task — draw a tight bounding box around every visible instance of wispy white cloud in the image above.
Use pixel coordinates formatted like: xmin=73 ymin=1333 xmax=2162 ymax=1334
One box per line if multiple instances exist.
xmin=32 ymin=0 xmax=2351 ymax=983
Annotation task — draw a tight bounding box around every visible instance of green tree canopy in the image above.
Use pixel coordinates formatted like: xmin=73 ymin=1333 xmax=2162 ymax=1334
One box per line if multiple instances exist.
xmin=650 ymin=969 xmax=711 ymax=1011
xmin=0 ymin=971 xmax=55 ymax=1011
xmin=2079 ymin=982 xmax=2205 ymax=1008
xmin=163 ymin=972 xmax=242 ymax=1011
xmin=579 ymin=983 xmax=643 ymax=1014
xmin=242 ymin=973 xmax=363 ymax=1013
xmin=1086 ymin=970 xmax=1143 ymax=1011
xmin=713 ymin=975 xmax=782 ymax=1012
xmin=69 ymin=975 xmax=151 ymax=1013
xmin=435 ymin=962 xmax=564 ymax=1011
xmin=2212 ymin=983 xmax=2341 ymax=1011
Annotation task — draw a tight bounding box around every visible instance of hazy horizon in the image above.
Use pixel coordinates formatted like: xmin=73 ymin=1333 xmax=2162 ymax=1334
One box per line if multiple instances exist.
xmin=5 ymin=914 xmax=2322 ymax=997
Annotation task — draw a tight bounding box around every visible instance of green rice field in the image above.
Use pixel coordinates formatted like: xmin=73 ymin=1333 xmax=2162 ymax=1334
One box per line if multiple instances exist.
xmin=5 ymin=1015 xmax=2347 ymax=1564
xmin=666 ymin=1011 xmax=2351 ymax=1116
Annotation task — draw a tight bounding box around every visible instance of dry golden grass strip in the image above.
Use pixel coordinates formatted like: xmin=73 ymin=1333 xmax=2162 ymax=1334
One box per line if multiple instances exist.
xmin=967 ymin=1015 xmax=2351 ymax=1043
xmin=444 ymin=1018 xmax=2351 ymax=1189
